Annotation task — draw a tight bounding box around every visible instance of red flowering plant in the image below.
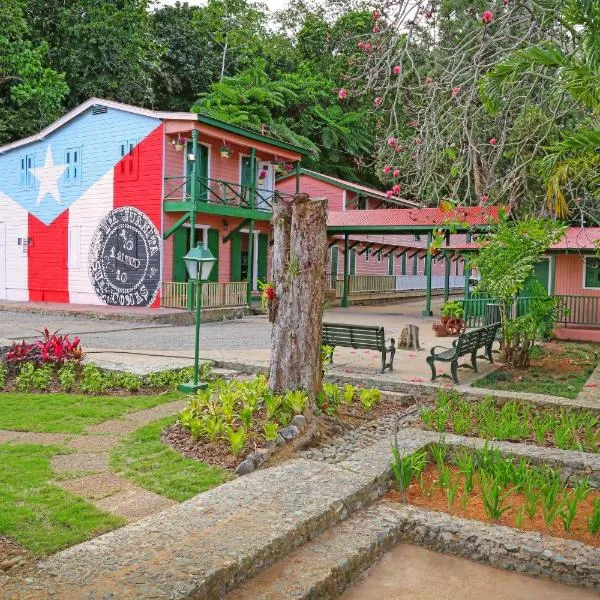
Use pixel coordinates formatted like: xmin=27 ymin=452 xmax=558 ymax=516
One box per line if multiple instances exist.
xmin=6 ymin=328 xmax=84 ymax=369
xmin=258 ymin=280 xmax=276 ymax=311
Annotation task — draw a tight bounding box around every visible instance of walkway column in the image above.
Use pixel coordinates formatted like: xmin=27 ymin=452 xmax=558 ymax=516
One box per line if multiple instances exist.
xmin=342 ymin=233 xmax=349 ymax=308
xmin=422 ymin=231 xmax=433 ymax=316
xmin=463 ymin=232 xmax=472 ymax=303
xmin=444 ymin=253 xmax=451 ymax=302
xmin=187 ymin=128 xmax=199 ymax=310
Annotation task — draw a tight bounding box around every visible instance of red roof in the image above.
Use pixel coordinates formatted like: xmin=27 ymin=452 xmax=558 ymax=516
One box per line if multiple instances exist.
xmin=327 ymin=206 xmax=502 ymax=228
xmin=551 ymin=227 xmax=600 ymax=251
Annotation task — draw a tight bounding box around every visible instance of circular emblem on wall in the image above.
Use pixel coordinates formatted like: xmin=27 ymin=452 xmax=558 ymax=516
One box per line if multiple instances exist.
xmin=89 ymin=206 xmax=161 ymax=307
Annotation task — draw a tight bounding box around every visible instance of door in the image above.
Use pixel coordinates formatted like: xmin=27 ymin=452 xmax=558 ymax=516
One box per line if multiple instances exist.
xmin=388 ymin=253 xmax=394 ymax=275
xmin=240 ymin=156 xmax=255 ymax=207
xmin=0 ymin=223 xmax=6 ymax=300
xmin=330 ymin=246 xmax=339 ymax=288
xmin=522 ymin=259 xmax=550 ymax=296
xmin=256 ymin=161 xmax=275 ymax=209
xmin=207 ymin=229 xmax=219 ymax=283
xmin=186 ymin=142 xmax=209 ymax=200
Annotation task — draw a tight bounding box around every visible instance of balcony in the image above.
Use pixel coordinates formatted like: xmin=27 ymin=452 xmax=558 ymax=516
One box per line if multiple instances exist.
xmin=163 ymin=175 xmax=293 ymax=219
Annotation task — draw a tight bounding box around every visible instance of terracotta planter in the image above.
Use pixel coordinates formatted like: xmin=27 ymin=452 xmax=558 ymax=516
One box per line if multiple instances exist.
xmin=441 ymin=316 xmax=451 ymax=326
xmin=257 ymin=178 xmax=266 ymax=185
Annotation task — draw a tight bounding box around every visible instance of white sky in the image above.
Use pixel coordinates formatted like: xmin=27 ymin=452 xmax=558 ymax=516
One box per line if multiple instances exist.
xmin=156 ymin=0 xmax=290 ymax=12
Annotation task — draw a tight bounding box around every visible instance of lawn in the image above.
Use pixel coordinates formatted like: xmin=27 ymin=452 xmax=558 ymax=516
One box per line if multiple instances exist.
xmin=0 ymin=391 xmax=184 ymax=433
xmin=110 ymin=416 xmax=230 ymax=502
xmin=472 ymin=342 xmax=600 ymax=399
xmin=0 ymin=444 xmax=124 ymax=555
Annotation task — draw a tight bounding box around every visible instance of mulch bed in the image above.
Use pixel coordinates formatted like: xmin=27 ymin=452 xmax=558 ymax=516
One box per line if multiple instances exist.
xmin=386 ymin=463 xmax=599 ymax=548
xmin=162 ymin=397 xmax=409 ymax=471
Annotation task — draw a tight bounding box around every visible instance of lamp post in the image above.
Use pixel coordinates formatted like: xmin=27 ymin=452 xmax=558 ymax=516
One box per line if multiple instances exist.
xmin=179 ymin=244 xmax=216 ymax=393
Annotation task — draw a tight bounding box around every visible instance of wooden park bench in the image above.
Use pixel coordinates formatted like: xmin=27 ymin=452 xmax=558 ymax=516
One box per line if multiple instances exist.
xmin=426 ymin=322 xmax=500 ymax=384
xmin=322 ymin=322 xmax=396 ymax=374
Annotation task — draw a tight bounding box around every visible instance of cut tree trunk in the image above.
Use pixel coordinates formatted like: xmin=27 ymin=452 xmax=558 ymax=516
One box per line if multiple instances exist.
xmin=269 ymin=194 xmax=328 ymax=402
xmin=399 ymin=324 xmax=421 ymax=350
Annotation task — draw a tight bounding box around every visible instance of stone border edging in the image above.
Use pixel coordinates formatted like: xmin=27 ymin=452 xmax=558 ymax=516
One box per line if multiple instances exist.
xmin=410 ymin=428 xmax=600 ymax=488
xmin=383 ymin=503 xmax=600 ymax=591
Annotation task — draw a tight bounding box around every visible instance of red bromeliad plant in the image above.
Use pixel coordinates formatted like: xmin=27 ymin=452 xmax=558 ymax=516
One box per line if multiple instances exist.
xmin=6 ymin=328 xmax=84 ymax=367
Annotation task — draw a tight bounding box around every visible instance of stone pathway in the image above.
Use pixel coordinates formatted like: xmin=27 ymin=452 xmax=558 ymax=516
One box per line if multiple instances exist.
xmin=0 ymin=398 xmax=187 ymax=523
xmin=577 ymin=361 xmax=600 ymax=405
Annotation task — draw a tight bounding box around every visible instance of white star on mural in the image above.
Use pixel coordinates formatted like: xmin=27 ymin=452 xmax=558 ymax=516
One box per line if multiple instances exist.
xmin=36 ymin=146 xmax=66 ymax=207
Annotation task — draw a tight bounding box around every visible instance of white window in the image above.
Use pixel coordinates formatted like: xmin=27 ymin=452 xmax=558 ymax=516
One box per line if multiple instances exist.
xmin=376 ymin=250 xmax=382 ymax=262
xmin=64 ymin=147 xmax=81 ymax=185
xmin=583 ymin=257 xmax=600 ymax=289
xmin=20 ymin=154 xmax=35 ymax=188
xmin=364 ymin=248 xmax=372 ymax=262
xmin=118 ymin=138 xmax=139 ymax=180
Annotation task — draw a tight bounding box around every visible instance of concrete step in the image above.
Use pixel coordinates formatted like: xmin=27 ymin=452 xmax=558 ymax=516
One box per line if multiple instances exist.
xmin=225 ymin=504 xmax=402 ymax=600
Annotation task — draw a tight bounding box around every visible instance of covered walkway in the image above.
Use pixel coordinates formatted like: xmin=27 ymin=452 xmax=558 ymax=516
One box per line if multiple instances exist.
xmin=326 ymin=206 xmax=500 ymax=315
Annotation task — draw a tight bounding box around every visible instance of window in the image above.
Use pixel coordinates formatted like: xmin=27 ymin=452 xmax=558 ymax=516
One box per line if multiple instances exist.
xmin=584 ymin=257 xmax=600 ymax=289
xmin=20 ymin=154 xmax=35 ymax=188
xmin=388 ymin=253 xmax=394 ymax=275
xmin=413 ymin=234 xmax=421 ymax=242
xmin=376 ymin=250 xmax=382 ymax=263
xmin=118 ymin=138 xmax=139 ymax=180
xmin=357 ymin=196 xmax=367 ymax=210
xmin=64 ymin=147 xmax=81 ymax=185
xmin=364 ymin=247 xmax=371 ymax=261
xmin=401 ymin=253 xmax=407 ymax=275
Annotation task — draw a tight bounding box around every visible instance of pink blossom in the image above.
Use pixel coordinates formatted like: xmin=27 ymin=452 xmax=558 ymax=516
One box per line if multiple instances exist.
xmin=387 ymin=136 xmax=396 ymax=147
xmin=392 ymin=184 xmax=401 ymax=194
xmin=373 ymin=24 xmax=380 ymax=33
xmin=395 ymin=145 xmax=403 ymax=153
xmin=425 ymin=77 xmax=433 ymax=84
xmin=480 ymin=195 xmax=488 ymax=203
xmin=414 ymin=137 xmax=422 ymax=145
xmin=358 ymin=40 xmax=364 ymax=48
xmin=372 ymin=9 xmax=381 ymax=20
xmin=382 ymin=166 xmax=392 ymax=174
xmin=386 ymin=190 xmax=394 ymax=198
xmin=503 ymin=0 xmax=509 ymax=4
xmin=393 ymin=65 xmax=401 ymax=75
xmin=338 ymin=88 xmax=347 ymax=100
xmin=373 ymin=96 xmax=382 ymax=107
xmin=451 ymin=86 xmax=460 ymax=97
xmin=363 ymin=43 xmax=371 ymax=51
xmin=393 ymin=169 xmax=400 ymax=177
xmin=482 ymin=10 xmax=494 ymax=24
xmin=489 ymin=137 xmax=497 ymax=146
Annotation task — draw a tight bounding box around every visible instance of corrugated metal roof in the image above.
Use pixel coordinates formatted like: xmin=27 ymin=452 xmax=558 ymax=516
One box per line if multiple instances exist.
xmin=551 ymin=227 xmax=600 ymax=250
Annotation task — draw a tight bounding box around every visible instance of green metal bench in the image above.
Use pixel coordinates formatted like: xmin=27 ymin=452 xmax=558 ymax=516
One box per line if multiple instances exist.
xmin=322 ymin=322 xmax=396 ymax=374
xmin=426 ymin=322 xmax=500 ymax=384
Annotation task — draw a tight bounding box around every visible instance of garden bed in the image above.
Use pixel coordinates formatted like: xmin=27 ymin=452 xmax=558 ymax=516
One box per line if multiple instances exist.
xmin=418 ymin=390 xmax=599 ymax=453
xmin=389 ymin=444 xmax=600 ymax=548
xmin=472 ymin=341 xmax=600 ymax=399
xmin=162 ymin=377 xmax=408 ymax=471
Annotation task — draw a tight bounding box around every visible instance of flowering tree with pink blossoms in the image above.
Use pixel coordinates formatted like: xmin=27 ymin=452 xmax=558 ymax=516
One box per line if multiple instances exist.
xmin=335 ymin=0 xmax=598 ymax=218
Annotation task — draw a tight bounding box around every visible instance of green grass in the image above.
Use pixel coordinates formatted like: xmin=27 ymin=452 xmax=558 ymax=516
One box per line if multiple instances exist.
xmin=0 ymin=391 xmax=184 ymax=433
xmin=472 ymin=342 xmax=600 ymax=399
xmin=0 ymin=444 xmax=124 ymax=555
xmin=110 ymin=417 xmax=230 ymax=501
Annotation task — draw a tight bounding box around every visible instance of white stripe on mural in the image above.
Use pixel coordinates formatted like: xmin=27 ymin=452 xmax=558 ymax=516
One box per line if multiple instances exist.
xmin=0 ymin=191 xmax=29 ymax=301
xmin=68 ymin=170 xmax=114 ymax=304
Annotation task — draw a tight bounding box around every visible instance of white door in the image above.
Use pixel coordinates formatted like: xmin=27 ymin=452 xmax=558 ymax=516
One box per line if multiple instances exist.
xmin=256 ymin=161 xmax=275 ymax=209
xmin=0 ymin=223 xmax=6 ymax=300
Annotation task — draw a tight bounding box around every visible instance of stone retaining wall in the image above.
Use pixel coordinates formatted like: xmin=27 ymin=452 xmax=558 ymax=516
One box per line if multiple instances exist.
xmin=385 ymin=503 xmax=600 ymax=591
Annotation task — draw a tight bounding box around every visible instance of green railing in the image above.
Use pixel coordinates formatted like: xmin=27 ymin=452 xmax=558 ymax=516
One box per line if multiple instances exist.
xmin=163 ymin=176 xmax=293 ymax=211
xmin=461 ymin=294 xmax=600 ymax=328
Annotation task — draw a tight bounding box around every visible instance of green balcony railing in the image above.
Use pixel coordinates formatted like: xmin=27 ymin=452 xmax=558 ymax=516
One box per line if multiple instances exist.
xmin=460 ymin=294 xmax=600 ymax=328
xmin=163 ymin=175 xmax=293 ymax=211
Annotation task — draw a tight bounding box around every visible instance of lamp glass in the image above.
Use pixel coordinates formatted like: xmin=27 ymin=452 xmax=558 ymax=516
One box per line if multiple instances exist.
xmin=183 ymin=244 xmax=216 ymax=281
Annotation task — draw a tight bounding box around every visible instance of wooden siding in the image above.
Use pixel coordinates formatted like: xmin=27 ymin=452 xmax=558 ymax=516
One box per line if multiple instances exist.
xmin=554 ymin=254 xmax=600 ymax=297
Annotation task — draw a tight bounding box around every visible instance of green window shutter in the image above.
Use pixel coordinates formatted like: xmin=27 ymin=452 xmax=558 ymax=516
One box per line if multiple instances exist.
xmin=331 ymin=246 xmax=338 ymax=278
xmin=388 ymin=253 xmax=394 ymax=275
xmin=207 ymin=229 xmax=219 ymax=283
xmin=186 ymin=142 xmax=209 ymax=199
xmin=230 ymin=232 xmax=242 ymax=281
xmin=401 ymin=253 xmax=407 ymax=275
xmin=350 ymin=249 xmax=356 ymax=275
xmin=257 ymin=233 xmax=269 ymax=284
xmin=585 ymin=258 xmax=600 ymax=289
xmin=412 ymin=255 xmax=418 ymax=275
xmin=172 ymin=227 xmax=189 ymax=282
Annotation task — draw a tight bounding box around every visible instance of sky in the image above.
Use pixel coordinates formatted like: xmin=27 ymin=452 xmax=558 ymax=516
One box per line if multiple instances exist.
xmin=156 ymin=0 xmax=291 ymax=12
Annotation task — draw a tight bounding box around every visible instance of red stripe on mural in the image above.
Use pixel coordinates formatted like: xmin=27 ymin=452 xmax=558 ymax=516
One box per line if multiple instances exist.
xmin=114 ymin=124 xmax=164 ymax=307
xmin=28 ymin=211 xmax=69 ymax=303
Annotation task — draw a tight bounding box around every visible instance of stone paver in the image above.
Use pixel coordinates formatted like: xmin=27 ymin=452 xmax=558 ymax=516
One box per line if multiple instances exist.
xmin=66 ymin=434 xmax=120 ymax=452
xmin=86 ymin=419 xmax=141 ymax=436
xmin=0 ymin=430 xmax=26 ymax=444
xmin=51 ymin=452 xmax=109 ymax=474
xmin=0 ymin=431 xmax=72 ymax=446
xmin=57 ymin=472 xmax=134 ymax=500
xmin=95 ymin=489 xmax=177 ymax=521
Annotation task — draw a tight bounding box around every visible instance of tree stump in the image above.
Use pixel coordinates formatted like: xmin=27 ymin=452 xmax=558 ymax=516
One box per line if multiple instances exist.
xmin=399 ymin=324 xmax=422 ymax=350
xmin=268 ymin=194 xmax=328 ymax=401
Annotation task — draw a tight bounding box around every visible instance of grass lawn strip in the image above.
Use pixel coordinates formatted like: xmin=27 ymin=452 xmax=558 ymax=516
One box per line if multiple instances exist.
xmin=472 ymin=342 xmax=600 ymax=399
xmin=110 ymin=416 xmax=231 ymax=502
xmin=0 ymin=444 xmax=124 ymax=555
xmin=0 ymin=391 xmax=183 ymax=433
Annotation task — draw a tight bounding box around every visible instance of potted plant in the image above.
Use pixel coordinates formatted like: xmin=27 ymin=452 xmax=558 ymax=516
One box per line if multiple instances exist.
xmin=220 ymin=141 xmax=232 ymax=159
xmin=257 ymin=169 xmax=268 ymax=185
xmin=440 ymin=300 xmax=463 ymax=325
xmin=173 ymin=134 xmax=185 ymax=152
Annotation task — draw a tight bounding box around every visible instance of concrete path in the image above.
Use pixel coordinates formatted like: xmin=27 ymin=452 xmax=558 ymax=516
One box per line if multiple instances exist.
xmin=0 ymin=399 xmax=187 ymax=523
xmin=341 ymin=543 xmax=597 ymax=600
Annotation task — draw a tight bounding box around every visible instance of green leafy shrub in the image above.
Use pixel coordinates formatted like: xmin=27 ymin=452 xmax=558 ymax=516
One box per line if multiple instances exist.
xmin=391 ymin=447 xmax=428 ymax=496
xmin=262 ymin=422 xmax=279 ymax=442
xmin=441 ymin=300 xmax=463 ymax=319
xmin=79 ymin=364 xmax=109 ymax=394
xmin=0 ymin=363 xmax=6 ymax=390
xmin=588 ymin=499 xmax=600 ymax=535
xmin=284 ymin=390 xmax=307 ymax=415
xmin=58 ymin=362 xmax=77 ymax=392
xmin=343 ymin=384 xmax=356 ymax=405
xmin=227 ymin=427 xmax=247 ymax=455
xmin=114 ymin=372 xmax=143 ymax=392
xmin=358 ymin=388 xmax=381 ymax=413
xmin=16 ymin=362 xmax=53 ymax=392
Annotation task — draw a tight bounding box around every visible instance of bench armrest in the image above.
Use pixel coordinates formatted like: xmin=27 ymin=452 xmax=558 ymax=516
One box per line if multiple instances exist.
xmin=430 ymin=345 xmax=452 ymax=356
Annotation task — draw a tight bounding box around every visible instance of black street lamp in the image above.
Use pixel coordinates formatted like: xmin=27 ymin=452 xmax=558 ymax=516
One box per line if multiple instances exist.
xmin=179 ymin=244 xmax=216 ymax=393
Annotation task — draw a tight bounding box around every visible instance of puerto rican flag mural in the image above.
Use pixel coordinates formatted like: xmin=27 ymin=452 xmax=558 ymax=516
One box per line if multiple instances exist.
xmin=0 ymin=107 xmax=164 ymax=307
